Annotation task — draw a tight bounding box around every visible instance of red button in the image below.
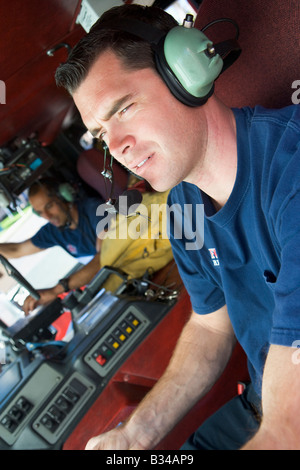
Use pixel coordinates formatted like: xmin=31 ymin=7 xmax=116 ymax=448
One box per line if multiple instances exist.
xmin=95 ymin=354 xmax=106 ymax=366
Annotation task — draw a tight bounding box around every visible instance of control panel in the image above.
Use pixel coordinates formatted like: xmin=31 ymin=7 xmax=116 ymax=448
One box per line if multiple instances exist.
xmin=0 ymin=293 xmax=176 ymax=450
xmin=32 ymin=373 xmax=95 ymax=445
xmin=84 ymin=305 xmax=149 ymax=377
xmin=0 ymin=139 xmax=53 ymax=208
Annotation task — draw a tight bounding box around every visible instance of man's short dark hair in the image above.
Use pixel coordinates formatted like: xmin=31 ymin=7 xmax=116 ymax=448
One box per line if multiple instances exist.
xmin=55 ymin=4 xmax=177 ymax=95
xmin=28 ymin=178 xmax=59 ymax=199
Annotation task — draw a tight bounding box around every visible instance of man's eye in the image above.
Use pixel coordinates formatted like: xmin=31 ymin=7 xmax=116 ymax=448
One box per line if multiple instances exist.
xmin=45 ymin=201 xmax=54 ymax=210
xmin=120 ymin=104 xmax=133 ymax=115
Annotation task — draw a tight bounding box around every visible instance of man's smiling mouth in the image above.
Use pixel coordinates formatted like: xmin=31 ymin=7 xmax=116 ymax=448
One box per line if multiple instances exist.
xmin=130 ymin=154 xmax=154 ymax=172
xmin=136 ymin=156 xmax=151 ymax=168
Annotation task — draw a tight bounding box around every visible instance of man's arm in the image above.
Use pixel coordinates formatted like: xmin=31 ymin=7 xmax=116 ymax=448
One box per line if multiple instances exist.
xmin=242 ymin=344 xmax=300 ymax=450
xmin=22 ymin=254 xmax=101 ymax=314
xmin=0 ymin=240 xmax=44 ymax=258
xmin=86 ymin=305 xmax=236 ymax=450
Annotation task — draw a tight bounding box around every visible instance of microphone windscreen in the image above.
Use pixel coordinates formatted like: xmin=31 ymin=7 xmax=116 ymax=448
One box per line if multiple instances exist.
xmin=114 ymin=189 xmax=143 ymax=216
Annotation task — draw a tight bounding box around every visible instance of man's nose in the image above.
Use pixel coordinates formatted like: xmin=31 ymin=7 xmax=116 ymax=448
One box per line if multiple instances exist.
xmin=108 ymin=132 xmax=136 ymax=162
xmin=43 ymin=210 xmax=52 ymax=221
xmin=43 ymin=206 xmax=56 ymax=220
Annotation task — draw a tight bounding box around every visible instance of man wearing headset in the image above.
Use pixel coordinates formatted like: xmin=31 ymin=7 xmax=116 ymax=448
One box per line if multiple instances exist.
xmin=0 ymin=178 xmax=105 ymax=313
xmin=55 ymin=5 xmax=300 ymax=450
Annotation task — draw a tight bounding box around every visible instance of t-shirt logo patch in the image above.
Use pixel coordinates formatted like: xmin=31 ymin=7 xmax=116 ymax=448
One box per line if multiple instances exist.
xmin=208 ymin=248 xmax=220 ymax=266
xmin=67 ymin=244 xmax=78 ymax=255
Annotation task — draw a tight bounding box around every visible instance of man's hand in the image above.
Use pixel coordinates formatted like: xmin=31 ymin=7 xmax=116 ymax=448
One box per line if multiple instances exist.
xmin=85 ymin=427 xmax=133 ymax=450
xmin=22 ymin=288 xmax=58 ymax=315
xmin=22 ymin=254 xmax=101 ymax=316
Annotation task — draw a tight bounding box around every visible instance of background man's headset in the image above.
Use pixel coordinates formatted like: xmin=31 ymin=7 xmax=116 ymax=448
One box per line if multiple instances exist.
xmin=99 ymin=13 xmax=241 ymax=206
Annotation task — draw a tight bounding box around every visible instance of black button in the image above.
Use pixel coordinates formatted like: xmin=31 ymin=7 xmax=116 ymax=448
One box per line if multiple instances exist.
xmin=48 ymin=405 xmax=65 ymax=423
xmin=1 ymin=415 xmax=18 ymax=433
xmin=69 ymin=378 xmax=87 ymax=396
xmin=63 ymin=387 xmax=80 ymax=404
xmin=8 ymin=406 xmax=24 ymax=423
xmin=16 ymin=396 xmax=33 ymax=413
xmin=55 ymin=396 xmax=72 ymax=413
xmin=41 ymin=414 xmax=59 ymax=432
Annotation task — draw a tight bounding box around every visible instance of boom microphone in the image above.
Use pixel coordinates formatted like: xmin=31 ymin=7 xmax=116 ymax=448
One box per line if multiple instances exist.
xmin=100 ymin=144 xmax=147 ymax=217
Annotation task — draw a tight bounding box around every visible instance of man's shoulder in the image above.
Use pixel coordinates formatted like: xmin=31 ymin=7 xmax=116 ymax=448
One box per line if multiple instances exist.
xmin=77 ymin=196 xmax=105 ymax=216
xmin=78 ymin=196 xmax=105 ymax=207
xmin=236 ymin=104 xmax=300 ymax=131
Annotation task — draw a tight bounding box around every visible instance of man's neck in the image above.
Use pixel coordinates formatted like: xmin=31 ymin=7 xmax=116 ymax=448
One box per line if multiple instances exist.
xmin=192 ymin=96 xmax=238 ymax=210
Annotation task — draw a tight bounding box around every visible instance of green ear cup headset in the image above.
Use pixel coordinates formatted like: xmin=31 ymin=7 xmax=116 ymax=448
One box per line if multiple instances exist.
xmin=56 ymin=182 xmax=76 ymax=203
xmin=97 ymin=14 xmax=241 ymax=107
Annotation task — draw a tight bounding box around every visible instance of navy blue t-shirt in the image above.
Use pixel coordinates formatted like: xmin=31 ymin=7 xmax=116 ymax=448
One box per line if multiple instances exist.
xmin=168 ymin=105 xmax=300 ymax=396
xmin=31 ymin=197 xmax=104 ymax=258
